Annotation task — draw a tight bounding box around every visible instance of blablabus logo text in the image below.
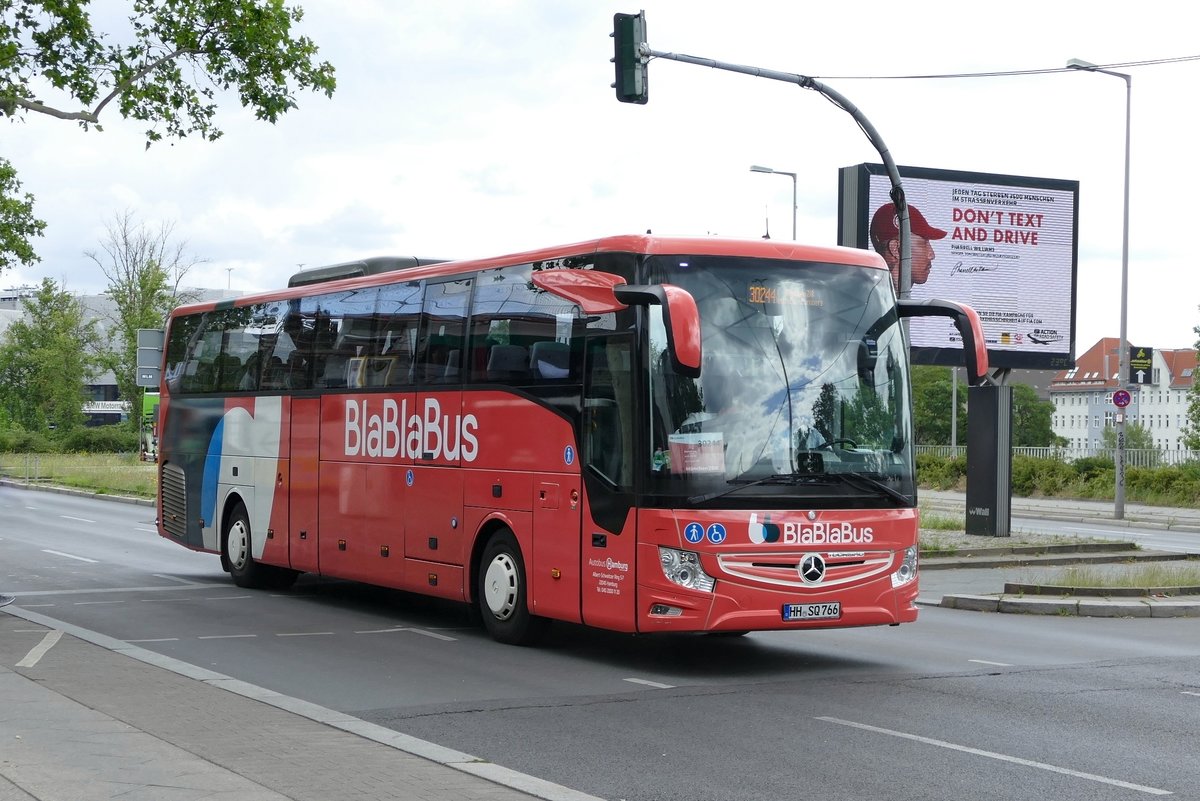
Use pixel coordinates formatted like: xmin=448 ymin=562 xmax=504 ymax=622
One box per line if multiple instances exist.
xmin=344 ymin=398 xmax=479 ymax=461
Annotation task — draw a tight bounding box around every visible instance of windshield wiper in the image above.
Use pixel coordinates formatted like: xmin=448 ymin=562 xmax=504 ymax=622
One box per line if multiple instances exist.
xmin=687 ymin=472 xmax=823 ymax=505
xmin=821 ymin=471 xmax=912 ymax=506
xmin=687 ymin=470 xmax=912 ymax=506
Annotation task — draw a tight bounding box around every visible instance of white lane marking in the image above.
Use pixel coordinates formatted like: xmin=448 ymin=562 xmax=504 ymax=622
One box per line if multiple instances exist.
xmin=153 ymin=574 xmax=199 ymax=585
xmin=818 ymin=717 xmax=1171 ymax=796
xmin=197 ymin=634 xmax=257 ymax=640
xmin=277 ymin=631 xmax=334 ymax=637
xmin=353 ymin=626 xmax=456 ymax=641
xmin=625 ymin=677 xmax=675 ymax=689
xmin=126 ymin=638 xmax=180 ymax=643
xmin=1182 ymin=692 xmax=1200 ymax=697
xmin=41 ymin=549 xmax=99 ymax=563
xmin=11 ymin=583 xmax=221 ymax=598
xmin=969 ymin=659 xmax=1014 ymax=667
xmin=16 ymin=630 xmax=63 ymax=668
xmin=407 ymin=628 xmax=456 ymax=641
xmin=59 ymin=515 xmax=96 ymax=524
xmin=356 ymin=627 xmax=409 ymax=634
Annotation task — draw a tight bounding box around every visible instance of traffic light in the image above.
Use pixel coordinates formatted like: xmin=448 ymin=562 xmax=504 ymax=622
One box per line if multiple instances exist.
xmin=611 ymin=12 xmax=648 ymax=104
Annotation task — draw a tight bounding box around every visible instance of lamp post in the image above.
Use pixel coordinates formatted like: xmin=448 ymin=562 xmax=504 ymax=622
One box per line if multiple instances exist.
xmin=749 ymin=165 xmax=798 ymax=240
xmin=1067 ymin=58 xmax=1131 ymax=520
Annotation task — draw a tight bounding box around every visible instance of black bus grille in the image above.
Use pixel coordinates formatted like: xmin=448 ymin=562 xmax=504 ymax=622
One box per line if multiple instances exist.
xmin=160 ymin=463 xmax=188 ymax=539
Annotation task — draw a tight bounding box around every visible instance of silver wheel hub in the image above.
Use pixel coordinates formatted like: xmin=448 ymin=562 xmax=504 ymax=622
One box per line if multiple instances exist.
xmin=227 ymin=519 xmax=250 ymax=570
xmin=483 ymin=552 xmax=519 ymax=620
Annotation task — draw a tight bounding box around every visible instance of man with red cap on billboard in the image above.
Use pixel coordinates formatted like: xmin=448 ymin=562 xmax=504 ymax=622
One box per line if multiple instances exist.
xmin=869 ymin=202 xmax=947 ymax=295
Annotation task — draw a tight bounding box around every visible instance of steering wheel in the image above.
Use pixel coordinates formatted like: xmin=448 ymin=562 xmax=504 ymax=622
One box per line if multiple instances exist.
xmin=818 ymin=438 xmax=858 ymax=450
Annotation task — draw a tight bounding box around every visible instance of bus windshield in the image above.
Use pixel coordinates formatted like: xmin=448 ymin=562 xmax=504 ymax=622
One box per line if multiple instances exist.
xmin=644 ymin=255 xmax=914 ymax=507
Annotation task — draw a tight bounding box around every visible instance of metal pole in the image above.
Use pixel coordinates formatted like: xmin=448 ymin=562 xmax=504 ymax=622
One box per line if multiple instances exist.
xmin=790 ymin=172 xmax=797 ymax=241
xmin=749 ymin=165 xmax=798 ymax=239
xmin=1115 ymin=72 xmax=1131 ymax=520
xmin=1068 ymin=59 xmax=1130 ymax=520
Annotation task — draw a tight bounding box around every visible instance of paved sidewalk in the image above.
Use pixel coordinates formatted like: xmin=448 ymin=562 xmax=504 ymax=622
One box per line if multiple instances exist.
xmin=921 ymin=488 xmax=1200 ymax=532
xmin=1 ymin=606 xmax=599 ymax=801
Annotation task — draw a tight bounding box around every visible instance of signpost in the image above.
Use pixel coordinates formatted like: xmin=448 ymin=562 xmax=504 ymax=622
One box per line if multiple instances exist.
xmin=1129 ymin=346 xmax=1153 ymax=385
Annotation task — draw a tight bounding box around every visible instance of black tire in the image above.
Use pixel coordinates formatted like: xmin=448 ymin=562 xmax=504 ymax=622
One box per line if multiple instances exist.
xmin=477 ymin=529 xmax=548 ymax=646
xmin=223 ymin=502 xmax=271 ymax=589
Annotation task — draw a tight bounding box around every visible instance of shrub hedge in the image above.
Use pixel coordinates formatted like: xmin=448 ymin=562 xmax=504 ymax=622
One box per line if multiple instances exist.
xmin=918 ymin=452 xmax=1200 ymax=508
xmin=0 ymin=425 xmax=138 ymax=454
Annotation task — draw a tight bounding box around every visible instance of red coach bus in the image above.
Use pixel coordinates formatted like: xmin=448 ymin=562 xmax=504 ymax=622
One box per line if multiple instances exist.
xmin=155 ymin=235 xmax=986 ymax=644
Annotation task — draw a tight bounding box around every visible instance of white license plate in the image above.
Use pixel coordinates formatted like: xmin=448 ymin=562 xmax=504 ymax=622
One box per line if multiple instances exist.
xmin=782 ymin=602 xmax=841 ymax=621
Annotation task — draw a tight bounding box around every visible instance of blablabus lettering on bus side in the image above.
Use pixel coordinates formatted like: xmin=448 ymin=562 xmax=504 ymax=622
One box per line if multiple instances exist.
xmin=781 ymin=521 xmax=874 ymax=545
xmin=344 ymin=398 xmax=479 ymax=461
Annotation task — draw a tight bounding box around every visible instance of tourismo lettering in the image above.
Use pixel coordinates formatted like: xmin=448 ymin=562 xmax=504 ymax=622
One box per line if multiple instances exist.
xmin=344 ymin=398 xmax=479 ymax=461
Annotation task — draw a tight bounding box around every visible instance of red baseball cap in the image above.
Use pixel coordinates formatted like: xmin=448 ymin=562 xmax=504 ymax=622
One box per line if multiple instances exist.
xmin=870 ymin=202 xmax=947 ymax=247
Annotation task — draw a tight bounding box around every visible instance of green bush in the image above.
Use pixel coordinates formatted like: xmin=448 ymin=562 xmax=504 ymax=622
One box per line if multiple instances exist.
xmin=1126 ymin=465 xmax=1200 ymax=506
xmin=1072 ymin=456 xmax=1114 ymax=481
xmin=1011 ymin=456 xmax=1078 ymax=497
xmin=0 ymin=428 xmax=57 ymax=453
xmin=915 ymin=453 xmax=967 ymax=489
xmin=54 ymin=425 xmax=140 ymax=454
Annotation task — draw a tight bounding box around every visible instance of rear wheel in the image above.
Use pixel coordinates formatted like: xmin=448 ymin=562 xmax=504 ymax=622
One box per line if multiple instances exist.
xmin=478 ymin=529 xmax=547 ymax=645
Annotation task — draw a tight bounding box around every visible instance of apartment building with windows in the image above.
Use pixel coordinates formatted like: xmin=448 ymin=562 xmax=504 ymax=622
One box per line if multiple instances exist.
xmin=1049 ymin=337 xmax=1197 ymax=451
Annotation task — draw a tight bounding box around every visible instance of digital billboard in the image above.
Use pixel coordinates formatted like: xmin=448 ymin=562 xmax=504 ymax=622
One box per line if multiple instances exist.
xmin=838 ymin=163 xmax=1078 ymax=371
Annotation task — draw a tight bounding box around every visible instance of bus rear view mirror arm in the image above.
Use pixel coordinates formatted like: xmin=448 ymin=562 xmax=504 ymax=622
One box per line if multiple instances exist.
xmin=613 ymin=284 xmax=702 ymax=378
xmin=897 ymin=299 xmax=991 ymax=387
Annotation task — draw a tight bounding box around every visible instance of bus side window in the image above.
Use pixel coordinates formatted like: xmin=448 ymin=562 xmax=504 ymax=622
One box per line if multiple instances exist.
xmin=415 ymin=279 xmax=471 ymax=386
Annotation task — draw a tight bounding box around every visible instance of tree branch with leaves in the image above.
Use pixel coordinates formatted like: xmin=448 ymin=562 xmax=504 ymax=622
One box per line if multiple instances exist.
xmin=0 ymin=0 xmax=336 ymax=269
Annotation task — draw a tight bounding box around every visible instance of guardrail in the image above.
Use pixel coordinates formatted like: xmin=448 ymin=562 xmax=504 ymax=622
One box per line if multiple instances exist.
xmin=915 ymin=445 xmax=1200 ymax=468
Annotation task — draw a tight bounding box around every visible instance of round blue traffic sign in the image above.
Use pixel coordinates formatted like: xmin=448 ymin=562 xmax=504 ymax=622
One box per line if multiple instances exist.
xmin=1113 ymin=389 xmax=1131 ymax=408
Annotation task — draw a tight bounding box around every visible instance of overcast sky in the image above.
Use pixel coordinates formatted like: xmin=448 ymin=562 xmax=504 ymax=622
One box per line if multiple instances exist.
xmin=5 ymin=0 xmax=1200 ymax=352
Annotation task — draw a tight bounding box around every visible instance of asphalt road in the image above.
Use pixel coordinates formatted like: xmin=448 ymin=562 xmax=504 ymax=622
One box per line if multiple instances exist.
xmin=4 ymin=485 xmax=1199 ymax=801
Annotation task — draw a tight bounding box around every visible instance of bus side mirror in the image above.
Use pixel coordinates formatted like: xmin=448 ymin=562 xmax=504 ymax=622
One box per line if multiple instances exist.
xmin=613 ymin=284 xmax=701 ymax=378
xmin=897 ymin=299 xmax=991 ymax=386
xmin=531 ymin=269 xmax=702 ymax=378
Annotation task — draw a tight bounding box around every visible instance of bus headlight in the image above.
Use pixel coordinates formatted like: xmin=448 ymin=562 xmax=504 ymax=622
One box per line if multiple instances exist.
xmin=659 ymin=547 xmax=715 ymax=592
xmin=891 ymin=545 xmax=918 ymax=587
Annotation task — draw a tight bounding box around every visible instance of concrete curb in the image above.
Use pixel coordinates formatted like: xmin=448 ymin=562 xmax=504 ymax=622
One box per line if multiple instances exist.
xmin=0 ymin=476 xmax=154 ymax=507
xmin=931 ymin=593 xmax=1200 ymax=618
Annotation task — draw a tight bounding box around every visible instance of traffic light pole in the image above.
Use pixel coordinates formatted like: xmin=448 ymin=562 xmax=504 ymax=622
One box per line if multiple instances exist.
xmin=637 ymin=47 xmax=917 ymax=298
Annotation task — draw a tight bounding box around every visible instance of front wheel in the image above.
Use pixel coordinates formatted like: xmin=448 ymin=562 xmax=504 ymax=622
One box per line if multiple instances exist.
xmin=477 ymin=529 xmax=547 ymax=646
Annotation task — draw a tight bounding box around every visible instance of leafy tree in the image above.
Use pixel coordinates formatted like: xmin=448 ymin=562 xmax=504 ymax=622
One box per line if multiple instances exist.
xmin=1010 ymin=383 xmax=1063 ymax=447
xmin=910 ymin=366 xmax=966 ymax=445
xmin=811 ymin=383 xmax=838 ymax=442
xmin=86 ymin=210 xmax=200 ymax=426
xmin=0 ymin=277 xmax=103 ymax=431
xmin=0 ymin=157 xmax=45 ymax=270
xmin=1101 ymin=421 xmax=1155 ymax=450
xmin=842 ymin=386 xmax=892 ymax=447
xmin=0 ymin=0 xmax=336 ymax=269
xmin=1183 ymin=317 xmax=1200 ymax=450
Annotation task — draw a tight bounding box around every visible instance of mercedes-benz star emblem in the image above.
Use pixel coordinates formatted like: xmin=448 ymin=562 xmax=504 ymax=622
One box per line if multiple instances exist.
xmin=799 ymin=554 xmax=826 ymax=584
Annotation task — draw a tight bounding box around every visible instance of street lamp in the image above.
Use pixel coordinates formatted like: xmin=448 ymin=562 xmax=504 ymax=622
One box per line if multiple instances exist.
xmin=1067 ymin=58 xmax=1131 ymax=520
xmin=749 ymin=165 xmax=798 ymax=240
